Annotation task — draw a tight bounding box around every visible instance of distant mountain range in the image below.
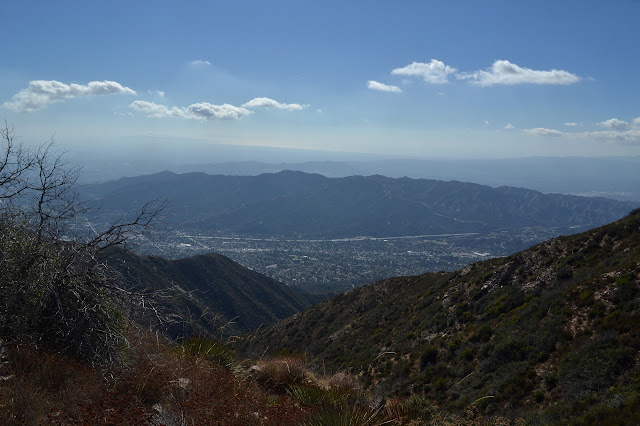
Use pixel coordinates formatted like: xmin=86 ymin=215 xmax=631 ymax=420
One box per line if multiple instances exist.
xmin=237 ymin=209 xmax=640 ymax=422
xmin=74 ymin=149 xmax=640 ymax=201
xmin=172 ymin=157 xmax=640 ymax=202
xmin=80 ymin=170 xmax=638 ymax=238
xmin=103 ymin=248 xmax=319 ymax=337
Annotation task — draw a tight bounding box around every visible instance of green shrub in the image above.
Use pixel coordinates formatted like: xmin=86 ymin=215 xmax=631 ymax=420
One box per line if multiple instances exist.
xmin=448 ymin=338 xmax=462 ymax=353
xmin=420 ymin=345 xmax=439 ymax=369
xmin=460 ymin=348 xmax=474 ymax=362
xmin=433 ymin=378 xmax=447 ymax=393
xmin=533 ymin=390 xmax=544 ymax=403
xmin=613 ymin=273 xmax=638 ymax=305
xmin=471 ymin=324 xmax=492 ymax=342
xmin=403 ymin=394 xmax=433 ymax=419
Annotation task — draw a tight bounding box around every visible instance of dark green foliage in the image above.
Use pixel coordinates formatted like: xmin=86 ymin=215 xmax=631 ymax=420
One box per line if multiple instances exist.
xmin=460 ymin=348 xmax=474 ymax=361
xmin=419 ymin=345 xmax=439 ymax=369
xmin=559 ymin=333 xmax=635 ymax=399
xmin=556 ymin=266 xmax=573 ymax=280
xmin=433 ymin=377 xmax=448 ymax=393
xmin=613 ymin=272 xmax=638 ymax=305
xmin=470 ymin=324 xmax=492 ymax=343
xmin=483 ymin=287 xmax=526 ymax=318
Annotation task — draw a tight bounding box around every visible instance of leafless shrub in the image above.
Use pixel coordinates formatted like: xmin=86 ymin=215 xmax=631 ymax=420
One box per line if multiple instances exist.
xmin=0 ymin=120 xmax=166 ymax=366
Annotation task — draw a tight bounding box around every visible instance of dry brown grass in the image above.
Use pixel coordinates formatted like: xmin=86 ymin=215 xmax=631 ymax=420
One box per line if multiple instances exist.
xmin=0 ymin=333 xmax=523 ymax=425
xmin=251 ymin=356 xmax=309 ymax=392
xmin=0 ymin=331 xmax=312 ymax=425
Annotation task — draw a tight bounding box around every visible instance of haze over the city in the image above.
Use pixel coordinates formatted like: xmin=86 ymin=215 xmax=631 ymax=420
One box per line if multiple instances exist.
xmin=2 ymin=0 xmax=640 ymax=161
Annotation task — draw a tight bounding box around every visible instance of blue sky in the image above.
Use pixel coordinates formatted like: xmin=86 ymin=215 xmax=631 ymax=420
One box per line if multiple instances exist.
xmin=1 ymin=0 xmax=640 ymax=159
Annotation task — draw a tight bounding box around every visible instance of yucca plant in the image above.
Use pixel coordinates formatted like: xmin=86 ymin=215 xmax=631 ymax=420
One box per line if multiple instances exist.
xmin=288 ymin=383 xmax=351 ymax=407
xmin=174 ymin=337 xmax=235 ymax=369
xmin=304 ymin=403 xmax=394 ymax=426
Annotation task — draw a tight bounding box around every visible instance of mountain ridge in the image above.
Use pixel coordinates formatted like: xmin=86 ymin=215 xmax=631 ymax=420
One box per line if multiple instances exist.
xmin=80 ymin=170 xmax=638 ymax=239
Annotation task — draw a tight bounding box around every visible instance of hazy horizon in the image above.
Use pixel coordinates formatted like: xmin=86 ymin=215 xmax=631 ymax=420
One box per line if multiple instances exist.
xmin=2 ymin=1 xmax=640 ymax=160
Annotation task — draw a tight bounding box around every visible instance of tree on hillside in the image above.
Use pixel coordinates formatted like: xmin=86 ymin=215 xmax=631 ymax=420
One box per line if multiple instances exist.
xmin=0 ymin=120 xmax=167 ymax=365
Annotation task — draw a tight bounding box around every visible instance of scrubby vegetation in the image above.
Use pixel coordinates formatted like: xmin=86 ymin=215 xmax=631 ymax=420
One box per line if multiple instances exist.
xmin=239 ymin=210 xmax=640 ymax=424
xmin=1 ymin=332 xmax=526 ymax=424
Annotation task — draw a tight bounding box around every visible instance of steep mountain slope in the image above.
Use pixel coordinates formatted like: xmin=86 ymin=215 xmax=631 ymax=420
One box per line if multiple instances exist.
xmin=103 ymin=248 xmax=319 ymax=337
xmin=81 ymin=171 xmax=637 ymax=238
xmin=238 ymin=209 xmax=640 ymax=422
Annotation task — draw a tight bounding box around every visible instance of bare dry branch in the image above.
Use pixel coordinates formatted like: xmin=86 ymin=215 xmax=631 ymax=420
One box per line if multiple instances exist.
xmin=0 ymin=122 xmax=168 ymax=366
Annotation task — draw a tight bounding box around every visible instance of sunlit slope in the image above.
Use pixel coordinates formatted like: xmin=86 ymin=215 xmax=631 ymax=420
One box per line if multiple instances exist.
xmin=238 ymin=209 xmax=640 ymax=421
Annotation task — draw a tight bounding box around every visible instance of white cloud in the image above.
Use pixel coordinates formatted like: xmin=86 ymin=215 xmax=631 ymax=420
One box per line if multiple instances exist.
xmin=130 ymin=101 xmax=186 ymax=118
xmin=4 ymin=80 xmax=136 ymax=112
xmin=130 ymin=100 xmax=250 ymax=120
xmin=367 ymin=80 xmax=402 ymax=93
xmin=457 ymin=60 xmax=580 ymax=86
xmin=187 ymin=103 xmax=251 ymax=120
xmin=581 ymin=129 xmax=640 ymax=145
xmin=190 ymin=59 xmax=211 ymax=66
xmin=523 ymin=127 xmax=640 ymax=145
xmin=242 ymin=97 xmax=304 ymax=111
xmin=522 ymin=117 xmax=640 ymax=145
xmin=599 ymin=118 xmax=629 ymax=130
xmin=523 ymin=128 xmax=565 ymax=137
xmin=391 ymin=59 xmax=457 ymax=84
xmin=504 ymin=123 xmax=515 ymax=129
xmin=148 ymin=90 xmax=165 ymax=97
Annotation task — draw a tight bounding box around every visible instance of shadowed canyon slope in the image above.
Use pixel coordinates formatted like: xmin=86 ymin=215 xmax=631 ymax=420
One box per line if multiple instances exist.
xmin=103 ymin=248 xmax=319 ymax=337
